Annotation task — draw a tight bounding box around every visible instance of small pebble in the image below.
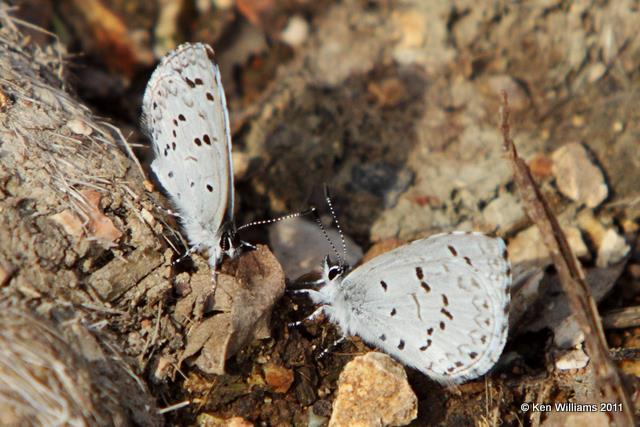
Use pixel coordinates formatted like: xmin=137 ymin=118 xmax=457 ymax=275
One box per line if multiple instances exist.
xmin=551 ymin=142 xmax=608 ymax=208
xmin=596 ymin=228 xmax=630 ymax=267
xmin=0 ymin=264 xmax=11 ymax=286
xmin=67 ymin=117 xmax=92 ymax=136
xmin=329 ymin=352 xmax=417 ymax=427
xmin=555 ymin=347 xmax=589 ymax=371
xmin=280 ymin=15 xmax=309 ymax=48
xmin=263 ymin=363 xmax=294 ymax=393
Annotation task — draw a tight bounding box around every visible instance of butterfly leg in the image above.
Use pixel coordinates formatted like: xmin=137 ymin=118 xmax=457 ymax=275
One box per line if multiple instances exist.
xmin=318 ymin=336 xmax=347 ymax=359
xmin=172 ymin=245 xmax=200 ymax=267
xmin=289 ymin=277 xmax=325 ymax=287
xmin=239 ymin=240 xmax=256 ymax=251
xmin=288 ymin=305 xmax=326 ymax=328
xmin=287 ymin=288 xmax=324 ymax=297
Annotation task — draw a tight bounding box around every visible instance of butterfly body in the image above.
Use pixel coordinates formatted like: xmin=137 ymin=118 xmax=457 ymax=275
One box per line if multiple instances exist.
xmin=306 ymin=231 xmax=512 ymax=384
xmin=142 ymin=43 xmax=235 ymax=267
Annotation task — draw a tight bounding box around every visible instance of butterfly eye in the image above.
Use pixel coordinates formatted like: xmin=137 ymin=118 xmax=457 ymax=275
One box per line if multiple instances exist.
xmin=327 ymin=265 xmax=344 ymax=281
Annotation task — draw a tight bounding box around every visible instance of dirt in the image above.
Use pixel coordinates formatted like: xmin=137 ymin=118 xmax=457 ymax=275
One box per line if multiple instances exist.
xmin=1 ymin=0 xmax=640 ymax=426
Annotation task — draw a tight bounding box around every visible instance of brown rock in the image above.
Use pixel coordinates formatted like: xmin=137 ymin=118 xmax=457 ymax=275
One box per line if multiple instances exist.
xmin=329 ymin=352 xmax=417 ymax=427
xmin=0 ymin=264 xmax=11 ymax=286
xmin=196 ymin=413 xmax=253 ymax=427
xmin=596 ymin=228 xmax=630 ymax=268
xmin=263 ymin=363 xmax=294 ymax=393
xmin=528 ymin=153 xmax=554 ymax=179
xmin=551 ymin=142 xmax=608 ymax=208
xmin=508 ymin=224 xmax=588 ymax=268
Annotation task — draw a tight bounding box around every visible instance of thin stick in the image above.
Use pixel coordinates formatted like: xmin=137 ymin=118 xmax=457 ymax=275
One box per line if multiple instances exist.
xmin=500 ymin=91 xmax=634 ymax=425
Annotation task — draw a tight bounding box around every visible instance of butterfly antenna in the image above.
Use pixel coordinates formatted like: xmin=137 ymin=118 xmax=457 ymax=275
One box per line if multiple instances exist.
xmin=312 ymin=207 xmax=342 ymax=266
xmin=236 ymin=208 xmax=316 ymax=232
xmin=324 ymin=185 xmax=347 ymax=267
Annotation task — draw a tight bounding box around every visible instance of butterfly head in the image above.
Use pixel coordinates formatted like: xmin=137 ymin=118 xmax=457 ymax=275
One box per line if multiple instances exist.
xmin=322 ymin=255 xmax=349 ymax=284
xmin=220 ymin=228 xmax=239 ymax=259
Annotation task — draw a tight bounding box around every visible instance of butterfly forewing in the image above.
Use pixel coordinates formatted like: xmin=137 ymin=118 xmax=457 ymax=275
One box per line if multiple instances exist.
xmin=339 ymin=232 xmax=511 ymax=383
xmin=142 ymin=43 xmax=234 ymax=253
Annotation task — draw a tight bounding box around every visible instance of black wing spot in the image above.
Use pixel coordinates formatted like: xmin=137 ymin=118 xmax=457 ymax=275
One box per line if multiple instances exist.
xmin=464 ymin=256 xmax=472 ymax=266
xmin=390 ymin=308 xmax=397 ymax=316
xmin=153 ymin=102 xmax=157 ymax=110
xmin=415 ymin=266 xmax=424 ymax=280
xmin=206 ymin=92 xmax=214 ymax=101
xmin=439 ymin=321 xmax=445 ymax=330
xmin=172 ymin=130 xmax=177 ymax=138
xmin=190 ymin=182 xmax=194 ymax=187
xmin=163 ymin=149 xmax=168 ymax=156
xmin=421 ymin=281 xmax=431 ymax=293
xmin=195 ymin=78 xmax=204 ymax=85
xmin=469 ymin=352 xmax=478 ymax=359
xmin=427 ymin=327 xmax=433 ymax=336
xmin=203 ymin=134 xmax=211 ymax=145
xmin=379 ymin=334 xmax=386 ymax=341
xmin=441 ymin=308 xmax=453 ymax=320
xmin=455 ymin=361 xmax=463 ymax=368
xmin=480 ymin=335 xmax=487 ymax=344
xmin=447 ymin=367 xmax=455 ymax=373
xmin=502 ymin=248 xmax=509 ymax=260
xmin=206 ymin=184 xmax=213 ymax=192
xmin=448 ymin=245 xmax=458 ymax=256
xmin=442 ymin=294 xmax=449 ymax=306
xmin=420 ymin=339 xmax=432 ymax=351
xmin=194 ymin=137 xmax=202 ymax=146
xmin=168 ymin=171 xmax=174 ymax=178
xmin=178 ymin=114 xmax=186 ymax=121
xmin=173 ymin=119 xmax=178 ymax=126
xmin=172 ymin=142 xmax=176 ymax=150
xmin=506 ymin=266 xmax=512 ymax=277
xmin=185 ymin=77 xmax=195 ymax=88
xmin=398 ymin=340 xmax=405 ymax=350
xmin=380 ymin=280 xmax=388 ymax=291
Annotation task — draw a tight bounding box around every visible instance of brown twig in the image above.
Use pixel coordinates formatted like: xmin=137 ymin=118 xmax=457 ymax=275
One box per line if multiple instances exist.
xmin=499 ymin=91 xmax=634 ymax=425
xmin=603 ymin=306 xmax=640 ymax=330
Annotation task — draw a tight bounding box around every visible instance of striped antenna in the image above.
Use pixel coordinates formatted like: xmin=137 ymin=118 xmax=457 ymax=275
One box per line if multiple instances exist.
xmin=236 ymin=208 xmax=316 ymax=232
xmin=322 ymin=185 xmax=348 ymax=267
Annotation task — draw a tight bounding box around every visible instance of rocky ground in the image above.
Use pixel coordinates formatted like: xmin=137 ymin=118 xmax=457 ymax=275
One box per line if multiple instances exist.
xmin=1 ymin=0 xmax=639 ymax=426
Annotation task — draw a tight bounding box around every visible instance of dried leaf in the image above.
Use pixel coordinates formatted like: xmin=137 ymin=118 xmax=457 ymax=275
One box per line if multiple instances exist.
xmin=180 ymin=245 xmax=285 ymax=375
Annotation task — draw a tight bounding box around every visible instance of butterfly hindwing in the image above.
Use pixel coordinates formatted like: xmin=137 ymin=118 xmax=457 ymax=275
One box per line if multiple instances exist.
xmin=143 ymin=43 xmax=234 ymax=255
xmin=332 ymin=232 xmax=511 ymax=384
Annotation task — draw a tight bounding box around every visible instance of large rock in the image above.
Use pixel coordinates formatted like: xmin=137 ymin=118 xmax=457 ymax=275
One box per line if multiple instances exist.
xmin=329 ymin=352 xmax=417 ymax=427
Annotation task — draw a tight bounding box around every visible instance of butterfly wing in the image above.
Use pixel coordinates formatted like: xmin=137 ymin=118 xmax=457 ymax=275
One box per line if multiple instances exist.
xmin=142 ymin=43 xmax=234 ymax=257
xmin=338 ymin=232 xmax=511 ymax=384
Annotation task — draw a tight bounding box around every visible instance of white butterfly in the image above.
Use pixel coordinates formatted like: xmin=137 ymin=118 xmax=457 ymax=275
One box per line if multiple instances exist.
xmin=142 ymin=43 xmax=236 ymax=269
xmin=299 ymin=231 xmax=512 ymax=384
